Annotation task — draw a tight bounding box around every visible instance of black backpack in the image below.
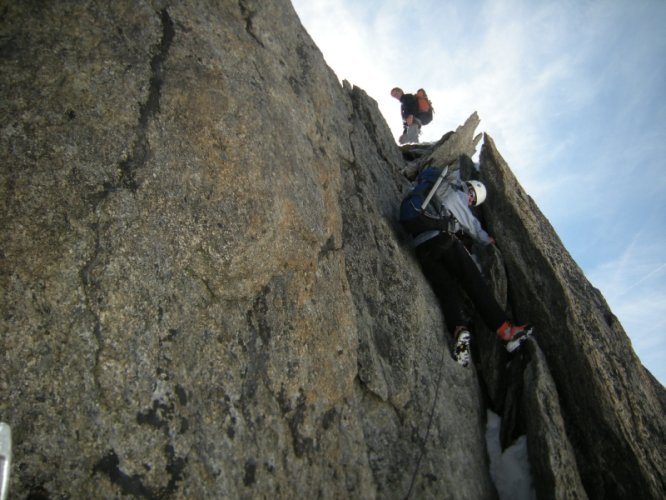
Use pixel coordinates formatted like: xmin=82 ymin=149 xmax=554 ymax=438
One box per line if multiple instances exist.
xmin=399 ymin=166 xmax=449 ymax=236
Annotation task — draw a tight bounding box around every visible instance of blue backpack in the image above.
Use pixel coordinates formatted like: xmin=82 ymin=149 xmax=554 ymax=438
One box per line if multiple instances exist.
xmin=399 ymin=166 xmax=449 ymax=236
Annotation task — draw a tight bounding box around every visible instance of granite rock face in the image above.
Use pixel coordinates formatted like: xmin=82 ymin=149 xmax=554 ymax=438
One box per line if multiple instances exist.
xmin=0 ymin=1 xmax=664 ymax=499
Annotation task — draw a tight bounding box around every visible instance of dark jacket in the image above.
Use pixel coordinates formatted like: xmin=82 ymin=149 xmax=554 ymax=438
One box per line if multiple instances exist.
xmin=399 ymin=93 xmax=420 ymax=121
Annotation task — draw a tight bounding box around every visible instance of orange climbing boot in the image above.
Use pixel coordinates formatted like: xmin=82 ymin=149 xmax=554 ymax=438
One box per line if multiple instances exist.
xmin=496 ymin=321 xmax=534 ymax=353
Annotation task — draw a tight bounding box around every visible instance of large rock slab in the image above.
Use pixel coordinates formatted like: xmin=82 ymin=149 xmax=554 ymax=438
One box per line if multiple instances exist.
xmin=0 ymin=2 xmax=493 ymax=498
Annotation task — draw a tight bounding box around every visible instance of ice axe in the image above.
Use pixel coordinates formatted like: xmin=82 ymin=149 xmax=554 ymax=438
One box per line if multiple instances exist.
xmin=420 ymin=165 xmax=449 ymax=211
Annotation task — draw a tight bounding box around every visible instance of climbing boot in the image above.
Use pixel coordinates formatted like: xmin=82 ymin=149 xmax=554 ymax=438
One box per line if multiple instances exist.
xmin=497 ymin=321 xmax=534 ymax=353
xmin=453 ymin=328 xmax=472 ymax=367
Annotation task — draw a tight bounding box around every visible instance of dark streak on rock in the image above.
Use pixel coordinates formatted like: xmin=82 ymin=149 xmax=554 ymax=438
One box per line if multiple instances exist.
xmin=93 ymin=450 xmax=154 ymax=499
xmin=118 ymin=8 xmax=174 ymax=192
xmin=239 ymin=1 xmax=265 ymax=47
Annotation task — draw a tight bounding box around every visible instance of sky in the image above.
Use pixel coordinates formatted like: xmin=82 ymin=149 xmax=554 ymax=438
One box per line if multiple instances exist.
xmin=291 ymin=0 xmax=666 ymax=386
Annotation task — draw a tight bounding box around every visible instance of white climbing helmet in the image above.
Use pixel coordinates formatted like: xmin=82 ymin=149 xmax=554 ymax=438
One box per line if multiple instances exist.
xmin=466 ymin=180 xmax=487 ymax=206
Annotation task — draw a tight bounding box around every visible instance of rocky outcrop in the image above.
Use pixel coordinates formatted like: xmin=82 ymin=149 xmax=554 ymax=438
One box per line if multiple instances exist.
xmin=479 ymin=137 xmax=666 ymax=499
xmin=0 ymin=1 xmax=663 ymax=499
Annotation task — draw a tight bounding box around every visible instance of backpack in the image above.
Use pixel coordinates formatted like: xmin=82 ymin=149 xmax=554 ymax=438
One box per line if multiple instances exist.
xmin=399 ymin=166 xmax=449 ymax=236
xmin=415 ymin=89 xmax=434 ymax=125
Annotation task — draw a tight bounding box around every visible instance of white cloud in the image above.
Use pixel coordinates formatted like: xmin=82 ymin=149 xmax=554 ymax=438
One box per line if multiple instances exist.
xmin=586 ymin=233 xmax=666 ymax=382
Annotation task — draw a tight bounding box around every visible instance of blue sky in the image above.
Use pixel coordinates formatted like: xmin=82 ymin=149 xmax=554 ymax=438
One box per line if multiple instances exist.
xmin=291 ymin=0 xmax=666 ymax=385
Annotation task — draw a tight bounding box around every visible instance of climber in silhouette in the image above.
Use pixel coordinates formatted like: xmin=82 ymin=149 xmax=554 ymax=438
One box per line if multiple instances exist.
xmin=391 ymin=87 xmax=422 ymax=145
xmin=400 ymin=160 xmax=533 ymax=366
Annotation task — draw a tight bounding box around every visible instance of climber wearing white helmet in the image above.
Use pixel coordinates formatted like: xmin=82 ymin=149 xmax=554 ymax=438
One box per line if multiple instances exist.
xmin=437 ymin=175 xmax=492 ymax=244
xmin=399 ymin=156 xmax=534 ymax=367
xmin=466 ymin=180 xmax=487 ymax=206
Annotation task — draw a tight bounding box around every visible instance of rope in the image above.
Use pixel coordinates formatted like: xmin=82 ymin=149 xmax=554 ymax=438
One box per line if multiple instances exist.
xmin=404 ymin=347 xmax=446 ymax=499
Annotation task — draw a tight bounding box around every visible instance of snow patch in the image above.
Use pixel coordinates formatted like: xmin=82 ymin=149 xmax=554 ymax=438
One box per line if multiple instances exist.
xmin=485 ymin=410 xmax=536 ymax=500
